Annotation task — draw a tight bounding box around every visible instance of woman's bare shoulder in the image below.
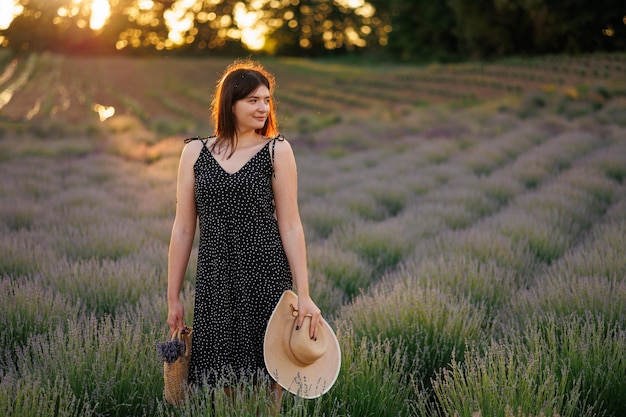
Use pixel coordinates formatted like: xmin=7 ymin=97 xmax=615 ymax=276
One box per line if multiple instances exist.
xmin=180 ymin=137 xmax=209 ymax=165
xmin=271 ymin=135 xmax=294 ymax=155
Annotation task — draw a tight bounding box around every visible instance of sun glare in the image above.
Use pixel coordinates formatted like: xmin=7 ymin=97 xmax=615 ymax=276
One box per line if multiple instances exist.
xmin=164 ymin=0 xmax=196 ymax=46
xmin=89 ymin=0 xmax=111 ymax=31
xmin=138 ymin=0 xmax=154 ymax=10
xmin=55 ymin=0 xmax=111 ymax=31
xmin=0 ymin=0 xmax=24 ymax=30
xmin=233 ymin=1 xmax=269 ymax=51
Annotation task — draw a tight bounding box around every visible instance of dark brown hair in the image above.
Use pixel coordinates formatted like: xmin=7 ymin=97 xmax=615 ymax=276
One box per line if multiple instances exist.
xmin=211 ymin=59 xmax=278 ymax=157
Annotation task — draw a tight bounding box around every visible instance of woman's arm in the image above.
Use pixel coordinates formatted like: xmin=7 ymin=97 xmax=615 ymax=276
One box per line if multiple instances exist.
xmin=272 ymin=139 xmax=322 ymax=340
xmin=167 ymin=142 xmax=200 ymax=334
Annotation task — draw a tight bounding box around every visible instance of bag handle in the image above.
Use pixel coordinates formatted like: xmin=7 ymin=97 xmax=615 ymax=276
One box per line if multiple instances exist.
xmin=171 ymin=326 xmax=193 ymax=358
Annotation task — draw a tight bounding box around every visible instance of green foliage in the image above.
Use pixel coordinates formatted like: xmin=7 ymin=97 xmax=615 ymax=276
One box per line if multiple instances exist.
xmin=333 ymin=219 xmax=414 ymax=278
xmin=505 ymin=275 xmax=626 ymax=331
xmin=306 ymin=270 xmax=346 ymax=320
xmin=0 ymin=375 xmax=94 ymax=417
xmin=340 ymin=191 xmax=389 ymax=221
xmin=300 ymin=200 xmax=353 ymax=240
xmin=476 ymin=175 xmax=525 ymax=206
xmin=548 ymin=219 xmax=626 ymax=283
xmin=295 ymin=113 xmax=343 ymax=136
xmin=426 ymin=338 xmax=590 ymax=417
xmin=320 ymin=330 xmax=413 ymax=417
xmin=381 ymin=0 xmax=459 ymax=62
xmin=495 ymin=211 xmax=572 ymax=264
xmin=447 ymin=0 xmax=523 ymax=58
xmin=11 ymin=315 xmax=163 ymax=417
xmin=44 ymin=256 xmax=164 ymax=317
xmin=51 ymin=222 xmax=148 ymax=261
xmin=1 ymin=0 xmax=625 ymax=59
xmin=307 ymin=243 xmax=373 ymax=300
xmin=167 ymin=377 xmax=282 ymax=417
xmin=383 ymin=0 xmax=626 ymax=60
xmin=0 ymin=198 xmax=39 ymax=231
xmin=423 ymin=315 xmax=626 ymax=416
xmin=0 ymin=233 xmax=52 ymax=277
xmin=396 ymin=255 xmax=519 ymax=313
xmin=341 ymin=281 xmax=490 ymax=387
xmin=521 ymin=315 xmax=626 ymax=416
xmin=418 ymin=228 xmax=538 ymax=281
xmin=0 ymin=275 xmax=82 ymax=356
xmin=518 ymin=91 xmax=549 ymax=118
xmin=7 ymin=137 xmax=97 ymax=157
xmin=587 ymin=143 xmax=626 ymax=185
xmin=418 ymin=140 xmax=460 ymax=164
xmin=150 ymin=118 xmax=197 ymax=138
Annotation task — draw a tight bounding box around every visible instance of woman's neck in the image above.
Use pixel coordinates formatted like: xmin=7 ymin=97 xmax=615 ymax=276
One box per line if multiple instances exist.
xmin=235 ymin=130 xmax=264 ymax=148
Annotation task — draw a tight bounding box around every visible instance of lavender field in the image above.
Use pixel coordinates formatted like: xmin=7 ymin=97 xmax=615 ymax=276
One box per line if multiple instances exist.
xmin=1 ymin=52 xmax=626 ymax=417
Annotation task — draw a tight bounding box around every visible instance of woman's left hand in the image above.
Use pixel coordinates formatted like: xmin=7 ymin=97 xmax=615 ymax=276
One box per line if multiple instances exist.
xmin=297 ymin=295 xmax=322 ymax=340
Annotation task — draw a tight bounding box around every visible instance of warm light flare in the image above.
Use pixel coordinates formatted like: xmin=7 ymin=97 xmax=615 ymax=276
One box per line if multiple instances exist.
xmin=164 ymin=0 xmax=196 ymax=46
xmin=0 ymin=0 xmax=24 ymax=30
xmin=57 ymin=0 xmax=111 ymax=31
xmin=89 ymin=0 xmax=111 ymax=30
xmin=233 ymin=1 xmax=269 ymax=51
xmin=336 ymin=0 xmax=364 ymax=8
xmin=138 ymin=0 xmax=154 ymax=10
xmin=0 ymin=55 xmax=36 ymax=111
xmin=93 ymin=103 xmax=115 ymax=121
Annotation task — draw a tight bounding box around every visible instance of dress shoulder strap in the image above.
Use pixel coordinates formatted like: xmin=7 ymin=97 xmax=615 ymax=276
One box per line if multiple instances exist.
xmin=270 ymin=134 xmax=285 ymax=178
xmin=184 ymin=135 xmax=215 ymax=144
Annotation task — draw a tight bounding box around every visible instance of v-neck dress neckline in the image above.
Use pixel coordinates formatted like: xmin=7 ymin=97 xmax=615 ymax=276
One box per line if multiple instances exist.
xmin=205 ymin=140 xmax=271 ymax=176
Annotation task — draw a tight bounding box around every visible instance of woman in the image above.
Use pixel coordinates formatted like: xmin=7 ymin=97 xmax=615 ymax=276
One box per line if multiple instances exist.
xmin=166 ymin=59 xmax=322 ymax=409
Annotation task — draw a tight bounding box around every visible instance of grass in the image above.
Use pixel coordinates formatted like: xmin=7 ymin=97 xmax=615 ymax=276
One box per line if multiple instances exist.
xmin=394 ymin=255 xmax=519 ymax=314
xmin=306 ymin=242 xmax=373 ymax=301
xmin=1 ymin=53 xmax=626 ymax=416
xmin=9 ymin=315 xmax=163 ymax=417
xmin=341 ymin=280 xmax=491 ymax=387
xmin=505 ymin=275 xmax=626 ymax=331
xmin=0 ymin=375 xmax=94 ymax=417
xmin=320 ymin=330 xmax=413 ymax=417
xmin=423 ymin=332 xmax=590 ymax=417
xmin=0 ymin=275 xmax=83 ymax=356
xmin=332 ymin=219 xmax=415 ymax=278
xmin=546 ymin=217 xmax=626 ymax=283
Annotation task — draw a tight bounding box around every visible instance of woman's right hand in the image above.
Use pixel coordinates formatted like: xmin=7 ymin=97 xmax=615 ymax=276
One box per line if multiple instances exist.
xmin=167 ymin=300 xmax=185 ymax=335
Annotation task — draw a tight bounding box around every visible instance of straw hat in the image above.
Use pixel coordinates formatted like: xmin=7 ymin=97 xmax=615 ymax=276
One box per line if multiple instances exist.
xmin=264 ymin=290 xmax=341 ymax=399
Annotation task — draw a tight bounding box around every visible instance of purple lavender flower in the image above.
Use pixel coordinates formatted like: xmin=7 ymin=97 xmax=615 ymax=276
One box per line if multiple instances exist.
xmin=156 ymin=339 xmax=186 ymax=364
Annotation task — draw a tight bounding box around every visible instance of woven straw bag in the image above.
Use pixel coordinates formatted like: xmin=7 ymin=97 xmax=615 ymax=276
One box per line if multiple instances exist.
xmin=164 ymin=326 xmax=193 ymax=405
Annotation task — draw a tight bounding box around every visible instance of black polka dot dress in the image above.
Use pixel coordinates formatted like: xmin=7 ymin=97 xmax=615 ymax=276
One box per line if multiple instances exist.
xmin=186 ymin=136 xmax=292 ymax=387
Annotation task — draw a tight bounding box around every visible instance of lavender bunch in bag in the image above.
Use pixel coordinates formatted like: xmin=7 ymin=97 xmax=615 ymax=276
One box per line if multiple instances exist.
xmin=156 ymin=339 xmax=186 ymax=364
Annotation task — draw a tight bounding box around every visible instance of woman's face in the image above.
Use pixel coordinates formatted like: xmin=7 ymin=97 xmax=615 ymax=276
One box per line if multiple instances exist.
xmin=232 ymin=84 xmax=271 ymax=134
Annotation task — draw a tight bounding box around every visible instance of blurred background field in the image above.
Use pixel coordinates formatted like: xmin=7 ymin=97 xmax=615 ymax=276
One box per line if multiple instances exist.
xmin=1 ymin=50 xmax=626 ymax=145
xmin=1 ymin=50 xmax=626 ymax=417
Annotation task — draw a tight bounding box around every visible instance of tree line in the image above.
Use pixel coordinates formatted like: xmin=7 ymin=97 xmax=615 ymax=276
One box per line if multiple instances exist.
xmin=373 ymin=0 xmax=626 ymax=61
xmin=1 ymin=0 xmax=624 ymax=61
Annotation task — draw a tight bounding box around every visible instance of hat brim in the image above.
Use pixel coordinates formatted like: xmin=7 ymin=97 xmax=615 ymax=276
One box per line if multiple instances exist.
xmin=264 ymin=290 xmax=341 ymax=399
